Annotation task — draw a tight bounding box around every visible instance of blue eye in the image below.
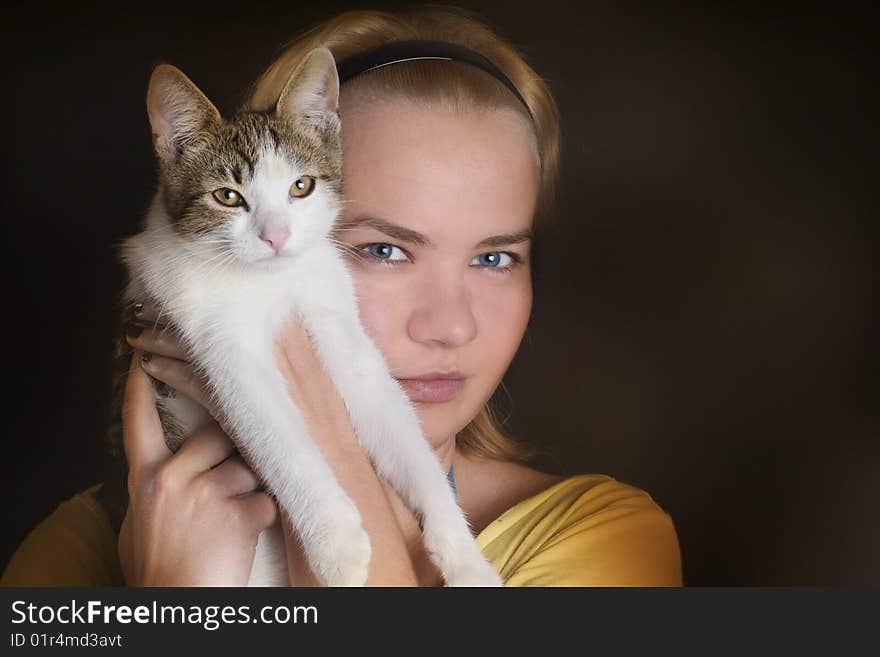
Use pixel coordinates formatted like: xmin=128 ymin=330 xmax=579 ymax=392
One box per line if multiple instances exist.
xmin=472 ymin=252 xmax=514 ymax=268
xmin=363 ymin=243 xmax=408 ymax=262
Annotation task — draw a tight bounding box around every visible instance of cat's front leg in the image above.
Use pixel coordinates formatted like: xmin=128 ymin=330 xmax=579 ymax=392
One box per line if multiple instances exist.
xmin=195 ymin=345 xmax=372 ymax=587
xmin=301 ymin=314 xmax=502 ymax=586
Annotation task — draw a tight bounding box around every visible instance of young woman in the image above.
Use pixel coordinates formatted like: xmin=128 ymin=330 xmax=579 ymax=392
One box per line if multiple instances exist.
xmin=2 ymin=7 xmax=681 ymax=587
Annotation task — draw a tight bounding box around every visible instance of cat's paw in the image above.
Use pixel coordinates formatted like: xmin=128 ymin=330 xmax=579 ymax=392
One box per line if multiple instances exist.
xmin=442 ymin=557 xmax=504 ymax=587
xmin=422 ymin=521 xmax=503 ymax=587
xmin=305 ymin=510 xmax=372 ymax=587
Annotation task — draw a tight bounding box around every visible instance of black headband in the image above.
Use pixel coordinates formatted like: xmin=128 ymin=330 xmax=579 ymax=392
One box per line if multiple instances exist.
xmin=335 ymin=39 xmax=531 ymax=116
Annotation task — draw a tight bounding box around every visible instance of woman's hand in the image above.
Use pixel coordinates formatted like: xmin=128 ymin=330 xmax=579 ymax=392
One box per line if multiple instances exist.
xmin=119 ymin=320 xmax=278 ymax=586
xmin=127 ymin=312 xmax=421 ymax=585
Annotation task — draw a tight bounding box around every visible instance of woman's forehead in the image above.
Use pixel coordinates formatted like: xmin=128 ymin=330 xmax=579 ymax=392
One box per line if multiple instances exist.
xmin=339 ymin=96 xmax=537 ymax=165
xmin=338 ymin=99 xmax=538 ymax=239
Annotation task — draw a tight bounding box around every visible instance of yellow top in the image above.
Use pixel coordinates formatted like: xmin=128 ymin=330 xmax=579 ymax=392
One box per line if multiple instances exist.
xmin=2 ymin=475 xmax=681 ymax=587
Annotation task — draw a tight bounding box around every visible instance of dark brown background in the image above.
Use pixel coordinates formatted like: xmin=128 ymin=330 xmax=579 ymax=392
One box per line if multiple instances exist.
xmin=1 ymin=1 xmax=875 ymax=585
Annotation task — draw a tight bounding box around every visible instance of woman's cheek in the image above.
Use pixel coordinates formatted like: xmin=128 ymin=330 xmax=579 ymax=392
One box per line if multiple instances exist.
xmin=351 ymin=272 xmax=399 ymax=357
xmin=475 ymin=274 xmax=533 ymax=356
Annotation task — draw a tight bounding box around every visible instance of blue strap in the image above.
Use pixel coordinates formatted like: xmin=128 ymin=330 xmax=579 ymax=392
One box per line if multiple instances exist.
xmin=447 ymin=465 xmax=457 ymax=500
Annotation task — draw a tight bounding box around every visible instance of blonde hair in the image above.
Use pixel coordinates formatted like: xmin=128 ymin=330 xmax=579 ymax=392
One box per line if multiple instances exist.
xmin=248 ymin=6 xmax=560 ymax=462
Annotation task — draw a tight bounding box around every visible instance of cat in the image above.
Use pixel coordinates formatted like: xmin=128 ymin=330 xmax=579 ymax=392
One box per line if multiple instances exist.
xmin=103 ymin=47 xmax=502 ymax=587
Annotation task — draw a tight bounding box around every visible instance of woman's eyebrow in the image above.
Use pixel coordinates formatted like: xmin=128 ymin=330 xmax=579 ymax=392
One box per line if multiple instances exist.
xmin=335 ymin=215 xmax=532 ymax=249
xmin=474 ymin=228 xmax=533 ymax=249
xmin=335 ymin=215 xmax=432 ymax=246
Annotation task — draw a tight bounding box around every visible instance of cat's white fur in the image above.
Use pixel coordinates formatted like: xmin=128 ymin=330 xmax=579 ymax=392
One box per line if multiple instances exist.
xmin=123 ymin=48 xmax=502 ymax=586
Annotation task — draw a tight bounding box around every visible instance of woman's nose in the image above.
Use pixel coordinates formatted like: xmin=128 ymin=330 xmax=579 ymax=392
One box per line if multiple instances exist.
xmin=407 ymin=274 xmax=478 ymax=348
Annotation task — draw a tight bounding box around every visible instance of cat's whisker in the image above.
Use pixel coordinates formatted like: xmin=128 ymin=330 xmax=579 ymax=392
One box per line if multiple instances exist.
xmin=330 ymin=225 xmax=368 ymax=232
xmin=189 ymin=239 xmax=233 ymax=246
xmin=200 ymin=253 xmax=238 ymax=282
xmin=141 ymin=249 xmax=236 ymax=338
xmin=187 ymin=246 xmax=238 ymax=275
xmin=150 ymin=298 xmax=173 ymax=333
xmin=328 ymin=238 xmax=365 ymax=260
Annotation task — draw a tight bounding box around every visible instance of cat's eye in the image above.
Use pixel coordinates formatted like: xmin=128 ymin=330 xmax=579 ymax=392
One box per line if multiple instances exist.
xmin=290 ymin=176 xmax=316 ymax=198
xmin=212 ymin=188 xmax=245 ymax=207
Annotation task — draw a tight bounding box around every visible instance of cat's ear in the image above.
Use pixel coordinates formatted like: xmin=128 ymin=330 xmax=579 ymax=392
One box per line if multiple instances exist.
xmin=276 ymin=47 xmax=340 ymax=135
xmin=147 ymin=64 xmax=221 ymax=161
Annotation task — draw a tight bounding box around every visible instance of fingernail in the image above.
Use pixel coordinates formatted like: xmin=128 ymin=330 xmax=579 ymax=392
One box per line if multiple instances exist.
xmin=126 ymin=322 xmax=143 ymax=338
xmin=141 ymin=352 xmax=152 ymax=364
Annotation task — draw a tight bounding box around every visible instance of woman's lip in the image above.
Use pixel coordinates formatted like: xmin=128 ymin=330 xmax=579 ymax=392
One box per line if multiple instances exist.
xmin=395 ymin=377 xmax=465 ymax=403
xmin=397 ymin=371 xmax=464 ymax=381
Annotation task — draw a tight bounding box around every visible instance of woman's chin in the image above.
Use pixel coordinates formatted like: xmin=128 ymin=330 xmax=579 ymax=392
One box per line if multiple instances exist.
xmin=413 ymin=404 xmax=474 ymax=451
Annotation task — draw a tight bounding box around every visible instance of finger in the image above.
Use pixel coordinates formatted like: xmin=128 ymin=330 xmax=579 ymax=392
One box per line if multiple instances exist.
xmin=126 ymin=325 xmax=188 ymax=361
xmin=170 ymin=421 xmax=237 ymax=476
xmin=275 ymin=318 xmax=327 ymax=401
xmin=130 ymin=300 xmax=165 ymax=327
xmin=201 ymin=455 xmax=263 ymax=497
xmin=121 ymin=350 xmax=173 ymax=475
xmin=117 ymin=512 xmax=136 ymax=585
xmin=140 ymin=354 xmax=214 ymax=411
xmin=278 ymin=317 xmax=318 ymax=366
xmin=275 ymin=320 xmax=349 ymax=432
xmin=238 ymin=492 xmax=280 ymax=531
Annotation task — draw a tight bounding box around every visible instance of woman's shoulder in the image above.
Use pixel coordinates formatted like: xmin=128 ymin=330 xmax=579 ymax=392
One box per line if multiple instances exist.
xmin=471 ymin=463 xmax=683 ymax=586
xmin=480 ymin=470 xmax=675 ymax=535
xmin=1 ymin=484 xmax=123 ymax=587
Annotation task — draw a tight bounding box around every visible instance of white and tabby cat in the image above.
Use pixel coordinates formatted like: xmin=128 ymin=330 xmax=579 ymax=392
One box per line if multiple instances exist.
xmin=116 ymin=47 xmax=501 ymax=586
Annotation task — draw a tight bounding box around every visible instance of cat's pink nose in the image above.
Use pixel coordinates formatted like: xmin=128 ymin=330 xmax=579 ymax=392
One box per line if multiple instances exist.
xmin=260 ymin=225 xmax=291 ymax=254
